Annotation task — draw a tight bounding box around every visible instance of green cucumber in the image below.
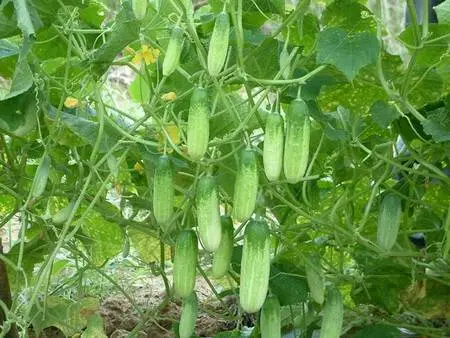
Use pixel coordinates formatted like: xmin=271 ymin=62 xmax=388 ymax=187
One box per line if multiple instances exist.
xmin=232 ymin=149 xmax=258 ymax=222
xmin=263 ymin=113 xmax=284 ymax=182
xmin=179 ymin=292 xmax=198 ymax=338
xmin=305 ymin=256 xmax=324 ymax=304
xmin=153 ymin=155 xmax=174 ymax=229
xmin=239 ymin=220 xmax=270 ymax=313
xmin=279 ymin=48 xmax=290 ymax=80
xmin=283 ymin=99 xmax=310 ymax=184
xmin=207 ymin=11 xmax=230 ymax=77
xmin=319 ymin=287 xmax=344 ymax=338
xmin=211 ymin=216 xmax=234 ymax=278
xmin=260 ymin=294 xmax=281 ymax=338
xmin=132 ymin=0 xmax=147 ymax=21
xmin=187 ymin=87 xmax=210 ymax=160
xmin=163 ymin=26 xmax=184 ymax=77
xmin=196 ymin=176 xmax=221 ymax=252
xmin=173 ymin=230 xmax=198 ymax=298
xmin=52 ymin=200 xmax=75 ymax=225
xmin=31 ymin=154 xmax=51 ymax=198
xmin=377 ymin=193 xmax=402 ymax=251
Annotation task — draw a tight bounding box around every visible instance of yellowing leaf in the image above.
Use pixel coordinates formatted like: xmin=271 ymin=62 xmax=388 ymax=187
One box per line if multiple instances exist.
xmin=134 ymin=161 xmax=145 ymax=175
xmin=64 ymin=97 xmax=79 ymax=108
xmin=161 ymin=92 xmax=177 ymax=101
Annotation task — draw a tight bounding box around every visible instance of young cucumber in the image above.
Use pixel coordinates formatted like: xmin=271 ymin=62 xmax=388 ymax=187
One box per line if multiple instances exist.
xmin=211 ymin=216 xmax=234 ymax=278
xmin=132 ymin=0 xmax=147 ymax=20
xmin=279 ymin=47 xmax=290 ymax=80
xmin=319 ymin=287 xmax=344 ymax=338
xmin=239 ymin=220 xmax=270 ymax=313
xmin=179 ymin=292 xmax=198 ymax=338
xmin=232 ymin=149 xmax=258 ymax=223
xmin=263 ymin=113 xmax=284 ymax=182
xmin=196 ymin=176 xmax=222 ymax=252
xmin=173 ymin=230 xmax=198 ymax=298
xmin=283 ymin=99 xmax=310 ymax=184
xmin=187 ymin=87 xmax=210 ymax=160
xmin=163 ymin=26 xmax=184 ymax=77
xmin=31 ymin=154 xmax=51 ymax=198
xmin=153 ymin=155 xmax=174 ymax=229
xmin=207 ymin=11 xmax=230 ymax=77
xmin=305 ymin=256 xmax=325 ymax=304
xmin=377 ymin=193 xmax=402 ymax=251
xmin=260 ymin=294 xmax=281 ymax=338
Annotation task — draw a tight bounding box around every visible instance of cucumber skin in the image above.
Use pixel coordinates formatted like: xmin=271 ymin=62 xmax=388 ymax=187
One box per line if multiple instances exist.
xmin=263 ymin=113 xmax=284 ymax=182
xmin=279 ymin=48 xmax=290 ymax=80
xmin=153 ymin=155 xmax=174 ymax=229
xmin=232 ymin=149 xmax=259 ymax=223
xmin=239 ymin=220 xmax=270 ymax=313
xmin=32 ymin=155 xmax=51 ymax=198
xmin=173 ymin=230 xmax=198 ymax=298
xmin=319 ymin=287 xmax=344 ymax=338
xmin=179 ymin=292 xmax=198 ymax=338
xmin=196 ymin=176 xmax=222 ymax=252
xmin=211 ymin=216 xmax=234 ymax=278
xmin=260 ymin=294 xmax=281 ymax=338
xmin=283 ymin=99 xmax=310 ymax=184
xmin=207 ymin=11 xmax=230 ymax=77
xmin=377 ymin=193 xmax=402 ymax=251
xmin=305 ymin=257 xmax=325 ymax=304
xmin=187 ymin=87 xmax=210 ymax=160
xmin=132 ymin=0 xmax=147 ymax=20
xmin=163 ymin=26 xmax=184 ymax=77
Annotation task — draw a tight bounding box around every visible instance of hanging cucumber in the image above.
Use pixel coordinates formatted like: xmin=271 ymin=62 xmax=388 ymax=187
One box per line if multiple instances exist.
xmin=52 ymin=200 xmax=75 ymax=225
xmin=132 ymin=0 xmax=147 ymax=21
xmin=153 ymin=155 xmax=174 ymax=229
xmin=305 ymin=256 xmax=325 ymax=304
xmin=263 ymin=113 xmax=284 ymax=182
xmin=211 ymin=216 xmax=234 ymax=278
xmin=187 ymin=87 xmax=210 ymax=160
xmin=163 ymin=26 xmax=184 ymax=77
xmin=279 ymin=48 xmax=290 ymax=80
xmin=173 ymin=230 xmax=198 ymax=298
xmin=239 ymin=220 xmax=270 ymax=313
xmin=260 ymin=294 xmax=281 ymax=338
xmin=196 ymin=176 xmax=222 ymax=252
xmin=179 ymin=292 xmax=198 ymax=338
xmin=377 ymin=193 xmax=402 ymax=251
xmin=31 ymin=154 xmax=51 ymax=198
xmin=207 ymin=11 xmax=230 ymax=77
xmin=232 ymin=149 xmax=258 ymax=223
xmin=284 ymin=99 xmax=310 ymax=184
xmin=319 ymin=287 xmax=344 ymax=338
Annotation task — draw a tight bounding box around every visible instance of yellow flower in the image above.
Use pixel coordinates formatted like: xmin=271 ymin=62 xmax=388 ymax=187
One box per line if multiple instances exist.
xmin=161 ymin=92 xmax=177 ymax=102
xmin=64 ymin=97 xmax=79 ymax=109
xmin=134 ymin=161 xmax=145 ymax=175
xmin=155 ymin=123 xmax=181 ymax=153
xmin=132 ymin=45 xmax=161 ymax=65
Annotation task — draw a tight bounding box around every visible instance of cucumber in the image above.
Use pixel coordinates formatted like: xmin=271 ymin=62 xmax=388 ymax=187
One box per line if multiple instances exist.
xmin=319 ymin=287 xmax=344 ymax=338
xmin=187 ymin=87 xmax=210 ymax=160
xmin=179 ymin=292 xmax=198 ymax=338
xmin=263 ymin=113 xmax=284 ymax=182
xmin=132 ymin=0 xmax=147 ymax=21
xmin=163 ymin=26 xmax=184 ymax=77
xmin=377 ymin=193 xmax=402 ymax=251
xmin=279 ymin=48 xmax=290 ymax=80
xmin=283 ymin=99 xmax=310 ymax=184
xmin=232 ymin=149 xmax=258 ymax=222
xmin=52 ymin=200 xmax=75 ymax=225
xmin=153 ymin=155 xmax=174 ymax=229
xmin=260 ymin=294 xmax=281 ymax=338
xmin=173 ymin=230 xmax=198 ymax=298
xmin=211 ymin=216 xmax=234 ymax=278
xmin=305 ymin=256 xmax=324 ymax=304
xmin=31 ymin=154 xmax=51 ymax=198
xmin=207 ymin=11 xmax=230 ymax=77
xmin=196 ymin=176 xmax=222 ymax=252
xmin=239 ymin=220 xmax=270 ymax=313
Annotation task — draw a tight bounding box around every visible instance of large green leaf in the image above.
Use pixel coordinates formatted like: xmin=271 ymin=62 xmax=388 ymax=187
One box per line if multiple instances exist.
xmin=322 ymin=0 xmax=377 ymax=33
xmin=435 ymin=0 xmax=450 ymax=24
